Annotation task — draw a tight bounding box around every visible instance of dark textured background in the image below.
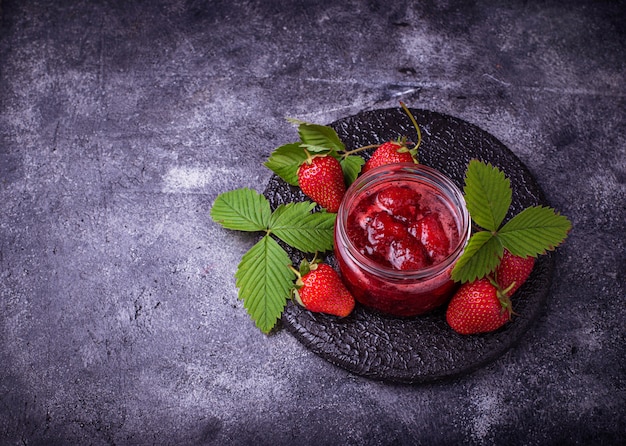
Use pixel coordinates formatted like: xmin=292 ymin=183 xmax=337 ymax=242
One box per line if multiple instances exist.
xmin=1 ymin=1 xmax=624 ymax=445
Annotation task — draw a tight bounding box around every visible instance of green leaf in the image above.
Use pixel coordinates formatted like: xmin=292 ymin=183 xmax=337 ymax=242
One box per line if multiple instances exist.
xmin=235 ymin=236 xmax=295 ymax=333
xmin=300 ymin=144 xmax=334 ymax=154
xmin=211 ymin=188 xmax=271 ymax=231
xmin=464 ymin=160 xmax=512 ymax=231
xmin=297 ymin=122 xmax=345 ymax=153
xmin=340 ymin=155 xmax=365 ymax=186
xmin=497 ymin=206 xmax=572 ymax=257
xmin=270 ymin=202 xmax=336 ymax=253
xmin=298 ymin=257 xmax=312 ymax=277
xmin=263 ymin=143 xmax=307 ymax=186
xmin=451 ymin=231 xmax=504 ymax=283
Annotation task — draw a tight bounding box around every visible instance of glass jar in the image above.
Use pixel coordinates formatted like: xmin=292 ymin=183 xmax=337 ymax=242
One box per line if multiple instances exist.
xmin=334 ymin=163 xmax=471 ymax=317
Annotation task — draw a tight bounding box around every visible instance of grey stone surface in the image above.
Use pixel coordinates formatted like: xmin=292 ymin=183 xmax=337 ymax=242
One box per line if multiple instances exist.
xmin=0 ymin=0 xmax=624 ymax=445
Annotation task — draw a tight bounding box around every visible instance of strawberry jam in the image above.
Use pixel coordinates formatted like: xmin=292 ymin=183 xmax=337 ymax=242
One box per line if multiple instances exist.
xmin=334 ymin=163 xmax=471 ymax=317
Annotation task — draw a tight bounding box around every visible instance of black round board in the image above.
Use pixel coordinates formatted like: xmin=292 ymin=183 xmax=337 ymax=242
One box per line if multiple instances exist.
xmin=263 ymin=108 xmax=554 ymax=384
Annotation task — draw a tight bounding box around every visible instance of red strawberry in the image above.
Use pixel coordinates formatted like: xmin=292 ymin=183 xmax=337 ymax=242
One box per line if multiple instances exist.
xmin=446 ymin=278 xmax=512 ymax=335
xmin=362 ymin=141 xmax=416 ymax=173
xmin=387 ymin=237 xmax=430 ymax=270
xmin=366 ymin=211 xmax=407 ymax=247
xmin=295 ymin=263 xmax=355 ymax=317
xmin=297 ymin=155 xmax=346 ymax=213
xmin=376 ymin=185 xmax=421 ymax=222
xmin=495 ymin=250 xmax=535 ymax=296
xmin=408 ymin=213 xmax=450 ymax=263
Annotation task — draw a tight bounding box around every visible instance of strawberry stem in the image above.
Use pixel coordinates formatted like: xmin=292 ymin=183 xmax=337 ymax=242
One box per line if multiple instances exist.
xmin=302 ymin=149 xmax=313 ymax=164
xmin=487 ymin=274 xmax=516 ymax=319
xmin=341 ymin=143 xmax=381 ymax=158
xmin=289 ymin=265 xmax=305 ymax=289
xmin=399 ymin=101 xmax=422 ymax=159
xmin=289 ymin=264 xmax=302 ymax=277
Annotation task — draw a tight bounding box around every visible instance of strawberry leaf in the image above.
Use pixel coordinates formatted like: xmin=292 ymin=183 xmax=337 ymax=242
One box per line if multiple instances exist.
xmin=298 ymin=257 xmax=312 ymax=277
xmin=497 ymin=206 xmax=572 ymax=257
xmin=300 ymin=144 xmax=334 ymax=154
xmin=296 ymin=122 xmax=345 ymax=153
xmin=464 ymin=160 xmax=511 ymax=232
xmin=451 ymin=231 xmax=504 ymax=283
xmin=235 ymin=235 xmax=295 ymax=333
xmin=270 ymin=202 xmax=336 ymax=253
xmin=340 ymin=155 xmax=365 ymax=186
xmin=263 ymin=143 xmax=307 ymax=186
xmin=210 ymin=188 xmax=271 ymax=231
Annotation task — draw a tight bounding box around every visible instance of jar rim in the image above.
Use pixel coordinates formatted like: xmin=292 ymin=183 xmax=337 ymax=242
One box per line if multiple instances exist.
xmin=336 ymin=163 xmax=471 ymax=280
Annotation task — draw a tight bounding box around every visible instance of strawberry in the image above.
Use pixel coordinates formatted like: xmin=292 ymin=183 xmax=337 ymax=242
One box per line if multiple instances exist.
xmin=366 ymin=211 xmax=407 ymax=247
xmin=376 ymin=185 xmax=421 ymax=222
xmin=387 ymin=237 xmax=430 ymax=270
xmin=495 ymin=250 xmax=535 ymax=296
xmin=446 ymin=278 xmax=512 ymax=335
xmin=294 ymin=263 xmax=355 ymax=317
xmin=408 ymin=213 xmax=450 ymax=263
xmin=297 ymin=155 xmax=346 ymax=213
xmin=362 ymin=140 xmax=416 ymax=173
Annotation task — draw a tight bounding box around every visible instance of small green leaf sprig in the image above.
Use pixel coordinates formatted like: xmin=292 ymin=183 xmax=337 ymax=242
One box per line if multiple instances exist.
xmin=210 ymin=188 xmax=335 ymax=333
xmin=451 ymin=160 xmax=572 ymax=283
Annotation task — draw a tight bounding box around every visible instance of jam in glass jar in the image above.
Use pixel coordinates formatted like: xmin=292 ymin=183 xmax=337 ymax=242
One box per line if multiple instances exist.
xmin=334 ymin=163 xmax=471 ymax=317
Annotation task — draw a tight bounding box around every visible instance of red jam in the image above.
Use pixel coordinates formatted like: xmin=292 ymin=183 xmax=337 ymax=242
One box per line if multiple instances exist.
xmin=334 ymin=163 xmax=471 ymax=317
